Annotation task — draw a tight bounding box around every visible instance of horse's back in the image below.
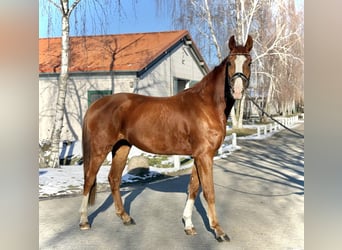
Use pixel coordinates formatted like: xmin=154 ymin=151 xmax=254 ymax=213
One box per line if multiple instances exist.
xmin=85 ymin=91 xmax=184 ymax=128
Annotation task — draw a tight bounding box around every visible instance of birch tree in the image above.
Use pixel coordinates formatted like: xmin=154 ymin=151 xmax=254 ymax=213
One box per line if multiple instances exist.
xmin=252 ymin=0 xmax=304 ymax=119
xmin=40 ymin=0 xmax=122 ymax=168
xmin=156 ymin=0 xmax=261 ymax=129
xmin=43 ymin=0 xmax=81 ymax=168
xmin=231 ymin=0 xmax=259 ymax=128
xmin=156 ymin=0 xmax=235 ymax=68
xmin=156 ymin=0 xmax=303 ymax=126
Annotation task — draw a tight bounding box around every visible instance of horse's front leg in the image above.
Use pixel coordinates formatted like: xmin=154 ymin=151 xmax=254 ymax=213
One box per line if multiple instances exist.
xmin=195 ymin=155 xmax=230 ymax=242
xmin=79 ymin=193 xmax=90 ymax=229
xmin=183 ymin=165 xmax=200 ymax=235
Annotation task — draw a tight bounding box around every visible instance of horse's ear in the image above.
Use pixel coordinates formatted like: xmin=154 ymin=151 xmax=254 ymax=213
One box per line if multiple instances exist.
xmin=228 ymin=36 xmax=236 ymax=51
xmin=245 ymin=35 xmax=253 ymax=52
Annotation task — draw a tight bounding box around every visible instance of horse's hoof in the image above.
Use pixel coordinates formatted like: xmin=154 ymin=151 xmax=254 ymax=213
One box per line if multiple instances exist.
xmin=184 ymin=227 xmax=197 ymax=235
xmin=216 ymin=233 xmax=230 ymax=242
xmin=79 ymin=222 xmax=91 ymax=230
xmin=123 ymin=218 xmax=136 ymax=226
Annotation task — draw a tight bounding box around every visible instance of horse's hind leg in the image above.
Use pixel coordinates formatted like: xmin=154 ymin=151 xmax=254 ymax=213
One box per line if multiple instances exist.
xmin=79 ymin=151 xmax=109 ymax=230
xmin=183 ymin=165 xmax=200 ymax=235
xmin=108 ymin=141 xmax=133 ymax=225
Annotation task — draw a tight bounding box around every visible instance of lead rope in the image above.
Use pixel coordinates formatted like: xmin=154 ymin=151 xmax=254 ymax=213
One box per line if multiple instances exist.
xmin=245 ymin=93 xmax=304 ymax=138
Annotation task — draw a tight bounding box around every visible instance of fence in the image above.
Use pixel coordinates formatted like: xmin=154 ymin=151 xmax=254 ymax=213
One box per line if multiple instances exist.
xmin=255 ymin=115 xmax=300 ymax=138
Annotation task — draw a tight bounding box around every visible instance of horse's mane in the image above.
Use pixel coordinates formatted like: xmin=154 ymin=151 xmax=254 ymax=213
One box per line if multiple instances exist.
xmin=184 ymin=56 xmax=229 ymax=95
xmin=184 ymin=43 xmax=251 ymax=96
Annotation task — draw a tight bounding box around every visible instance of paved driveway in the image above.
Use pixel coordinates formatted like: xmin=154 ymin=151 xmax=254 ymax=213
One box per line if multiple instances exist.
xmin=39 ymin=124 xmax=304 ymax=250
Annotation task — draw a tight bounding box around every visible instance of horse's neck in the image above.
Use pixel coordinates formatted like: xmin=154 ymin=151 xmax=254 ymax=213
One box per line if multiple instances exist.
xmin=207 ymin=60 xmax=235 ymax=121
xmin=224 ymin=98 xmax=235 ymax=119
xmin=202 ymin=62 xmax=232 ymax=121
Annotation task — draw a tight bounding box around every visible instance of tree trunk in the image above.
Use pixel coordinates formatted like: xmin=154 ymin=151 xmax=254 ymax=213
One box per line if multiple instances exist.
xmin=263 ymin=74 xmax=274 ymax=121
xmin=235 ymin=0 xmax=244 ymax=45
xmin=237 ymin=94 xmax=246 ymax=127
xmin=230 ymin=104 xmax=238 ymax=128
xmin=230 ymin=0 xmax=245 ymax=129
xmin=47 ymin=6 xmax=70 ymax=168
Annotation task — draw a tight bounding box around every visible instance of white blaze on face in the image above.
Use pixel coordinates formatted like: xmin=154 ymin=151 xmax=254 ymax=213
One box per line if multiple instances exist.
xmin=233 ymin=55 xmax=247 ymax=99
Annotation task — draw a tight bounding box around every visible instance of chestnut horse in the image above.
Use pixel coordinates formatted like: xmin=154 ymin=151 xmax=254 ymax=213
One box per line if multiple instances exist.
xmin=79 ymin=35 xmax=253 ymax=242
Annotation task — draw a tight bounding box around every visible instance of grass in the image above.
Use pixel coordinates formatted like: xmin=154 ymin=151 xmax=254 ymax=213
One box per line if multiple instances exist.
xmin=226 ymin=128 xmax=257 ymax=137
xmin=146 ymin=155 xmax=173 ymax=168
xmin=146 ymin=155 xmax=193 ymax=169
xmin=67 ymin=185 xmax=82 ymax=191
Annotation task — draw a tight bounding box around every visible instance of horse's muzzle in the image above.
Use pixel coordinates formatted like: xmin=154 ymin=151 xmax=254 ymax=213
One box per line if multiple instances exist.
xmin=230 ymin=72 xmax=249 ymax=99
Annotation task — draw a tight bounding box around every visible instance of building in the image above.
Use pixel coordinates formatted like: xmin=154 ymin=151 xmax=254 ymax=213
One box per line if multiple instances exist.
xmin=39 ymin=30 xmax=209 ymax=141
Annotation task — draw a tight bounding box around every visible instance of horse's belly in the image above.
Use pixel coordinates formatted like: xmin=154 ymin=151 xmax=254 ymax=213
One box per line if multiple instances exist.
xmin=126 ymin=126 xmax=192 ymax=155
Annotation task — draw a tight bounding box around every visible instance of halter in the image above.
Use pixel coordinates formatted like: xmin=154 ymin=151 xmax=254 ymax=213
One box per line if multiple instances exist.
xmin=224 ymin=53 xmax=251 ymax=117
xmin=225 ymin=53 xmax=251 ymax=90
xmin=230 ymin=72 xmax=250 ymax=88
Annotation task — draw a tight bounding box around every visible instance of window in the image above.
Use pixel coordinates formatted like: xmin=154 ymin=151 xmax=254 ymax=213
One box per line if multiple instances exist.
xmin=173 ymin=78 xmax=198 ymax=94
xmin=173 ymin=78 xmax=189 ymax=94
xmin=87 ymin=90 xmax=112 ymax=107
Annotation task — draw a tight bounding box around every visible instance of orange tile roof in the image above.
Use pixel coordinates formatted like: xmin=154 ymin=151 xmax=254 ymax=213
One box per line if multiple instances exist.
xmin=39 ymin=30 xmax=207 ymax=74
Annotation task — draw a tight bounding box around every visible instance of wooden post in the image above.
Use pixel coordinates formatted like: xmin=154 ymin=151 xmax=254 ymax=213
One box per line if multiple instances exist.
xmin=232 ymin=133 xmax=237 ymax=148
xmin=173 ymin=155 xmax=180 ymax=170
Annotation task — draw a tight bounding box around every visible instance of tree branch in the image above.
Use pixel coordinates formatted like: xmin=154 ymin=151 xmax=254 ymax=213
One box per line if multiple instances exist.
xmin=244 ymin=0 xmax=259 ymax=43
xmin=69 ymin=0 xmax=82 ymax=16
xmin=47 ymin=0 xmax=62 ymax=12
xmin=203 ymin=0 xmax=222 ymax=61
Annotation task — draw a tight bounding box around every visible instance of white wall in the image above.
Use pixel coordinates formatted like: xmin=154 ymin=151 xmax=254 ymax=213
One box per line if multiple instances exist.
xmin=136 ymin=44 xmax=206 ymax=96
xmin=39 ymin=73 xmax=136 ymax=141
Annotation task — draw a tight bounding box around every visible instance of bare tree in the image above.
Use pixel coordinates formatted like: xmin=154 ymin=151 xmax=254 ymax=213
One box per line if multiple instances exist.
xmin=231 ymin=0 xmax=260 ymax=128
xmin=40 ymin=0 xmax=123 ymax=168
xmin=43 ymin=0 xmax=82 ymax=168
xmin=253 ymin=0 xmax=304 ymax=119
xmin=156 ymin=0 xmax=236 ymax=67
xmin=156 ymin=0 xmax=304 ymax=126
xmin=156 ymin=0 xmax=261 ymax=128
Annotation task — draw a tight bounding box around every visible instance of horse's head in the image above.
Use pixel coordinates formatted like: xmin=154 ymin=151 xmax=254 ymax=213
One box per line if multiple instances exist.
xmin=227 ymin=35 xmax=253 ymax=99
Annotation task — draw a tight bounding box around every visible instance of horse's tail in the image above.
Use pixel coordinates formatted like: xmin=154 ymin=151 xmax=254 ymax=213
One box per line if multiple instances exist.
xmin=82 ymin=113 xmax=97 ymax=206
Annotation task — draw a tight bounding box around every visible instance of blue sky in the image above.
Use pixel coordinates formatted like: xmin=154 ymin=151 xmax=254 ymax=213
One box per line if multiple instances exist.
xmin=39 ymin=0 xmax=173 ymax=38
xmin=39 ymin=0 xmax=303 ymax=67
xmin=39 ymin=0 xmax=303 ymax=38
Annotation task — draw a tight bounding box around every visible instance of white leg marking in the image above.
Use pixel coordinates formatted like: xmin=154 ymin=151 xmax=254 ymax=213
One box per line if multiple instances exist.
xmin=183 ymin=199 xmax=195 ymax=229
xmin=79 ymin=193 xmax=89 ymax=224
